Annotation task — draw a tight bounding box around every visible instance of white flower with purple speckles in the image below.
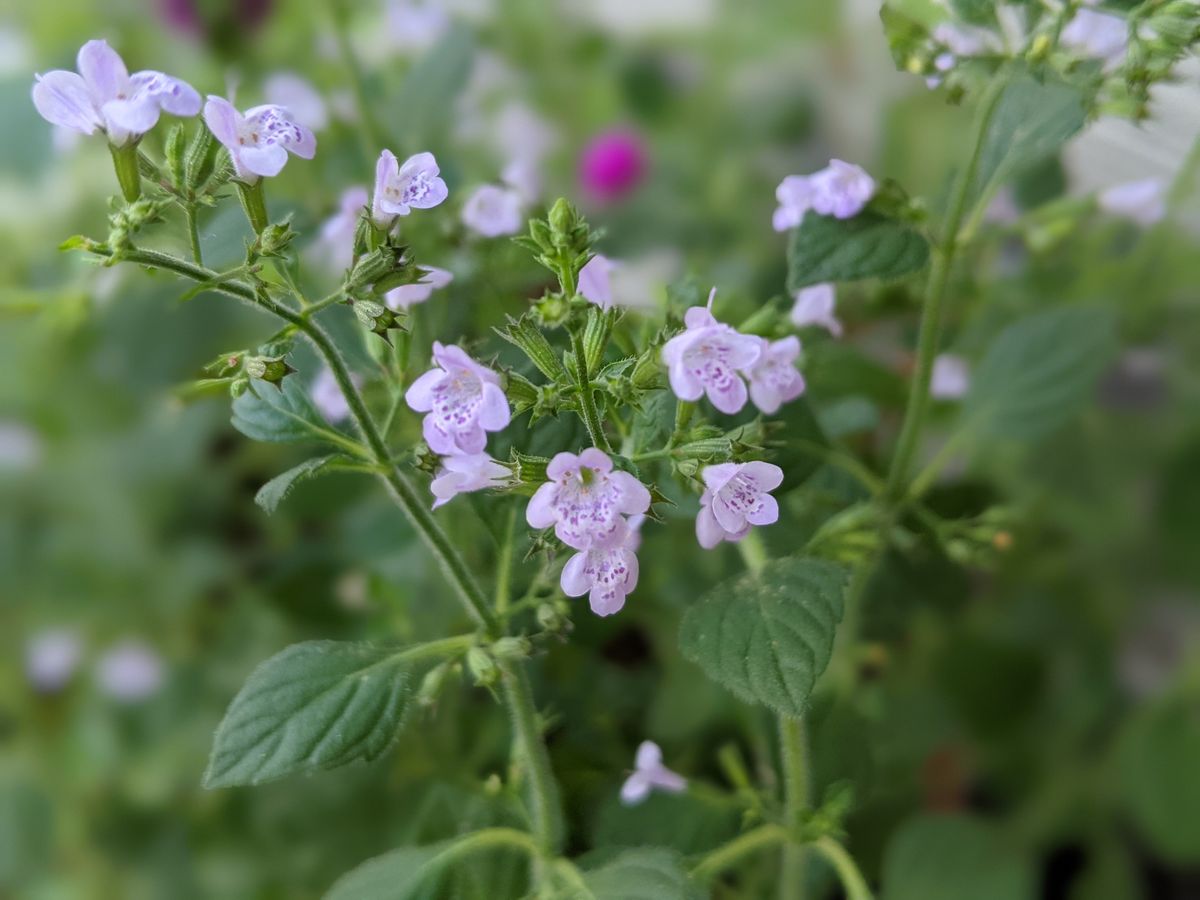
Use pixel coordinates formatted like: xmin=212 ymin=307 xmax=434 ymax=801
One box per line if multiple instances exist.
xmin=695 ymin=461 xmax=784 ymax=549
xmin=204 ymin=96 xmax=316 ymax=182
xmin=405 ymin=342 xmax=511 ymax=455
xmin=747 ymin=336 xmax=805 ymax=414
xmin=385 ymin=265 xmax=454 ymax=311
xmin=1099 ymin=179 xmax=1165 ymax=227
xmin=315 ymin=185 xmax=368 ymax=273
xmin=931 ymin=354 xmax=970 ymax=400
xmin=462 ymin=183 xmax=524 ymax=237
xmin=561 ymin=525 xmax=640 ymax=617
xmin=32 ymin=39 xmax=201 ymax=146
xmin=431 ymin=452 xmax=509 ymax=509
xmin=790 ymin=283 xmax=842 ymax=336
xmin=526 ymin=448 xmax=651 ymax=551
xmin=661 ymin=290 xmax=762 ymax=415
xmin=372 ymin=149 xmax=449 ymax=228
xmin=620 ymin=741 xmax=686 ymax=805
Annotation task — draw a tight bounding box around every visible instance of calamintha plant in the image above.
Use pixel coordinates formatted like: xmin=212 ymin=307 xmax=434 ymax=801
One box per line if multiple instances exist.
xmin=32 ymin=3 xmax=1200 ymax=898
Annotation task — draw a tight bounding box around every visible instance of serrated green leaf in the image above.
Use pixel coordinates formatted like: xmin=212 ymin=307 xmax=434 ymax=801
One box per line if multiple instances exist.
xmin=204 ymin=640 xmax=451 ymax=788
xmin=881 ymin=814 xmax=1035 ymax=900
xmin=678 ymin=557 xmax=848 ymax=717
xmin=578 ymin=848 xmax=703 ymax=900
xmin=962 ymin=305 xmax=1117 ymax=441
xmin=787 ymin=211 xmax=930 ymax=290
xmin=231 ymin=378 xmax=330 ymax=444
xmin=254 ymin=454 xmax=350 ymax=514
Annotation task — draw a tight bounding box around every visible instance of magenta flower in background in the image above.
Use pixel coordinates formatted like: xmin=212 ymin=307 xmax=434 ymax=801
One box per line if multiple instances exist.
xmin=526 ymin=448 xmax=651 ymax=551
xmin=579 ymin=129 xmax=647 ymax=202
xmin=931 ymin=354 xmax=970 ymax=400
xmin=431 ymin=453 xmax=509 ymax=509
xmin=747 ymin=336 xmax=805 ymax=414
xmin=372 ymin=150 xmax=449 ymax=228
xmin=204 ymin=96 xmax=315 ymax=181
xmin=790 ymin=283 xmax=842 ymax=336
xmin=32 ymin=39 xmax=201 ymax=146
xmin=695 ymin=461 xmax=784 ymax=549
xmin=461 ymin=184 xmax=524 ymax=237
xmin=158 ymin=0 xmax=273 ymax=38
xmin=620 ymin=741 xmax=687 ymax=806
xmin=405 ymin=342 xmax=511 ymax=455
xmin=661 ymin=291 xmax=762 ymax=415
xmin=385 ymin=265 xmax=454 ymax=311
xmin=561 ymin=530 xmax=640 ymax=617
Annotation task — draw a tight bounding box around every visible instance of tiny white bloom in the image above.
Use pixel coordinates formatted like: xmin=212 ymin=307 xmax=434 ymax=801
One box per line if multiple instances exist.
xmin=461 ymin=184 xmax=524 ymax=237
xmin=1061 ymin=8 xmax=1128 ymax=69
xmin=931 ymin=354 xmax=970 ymax=400
xmin=26 ymin=629 xmax=83 ymax=692
xmin=790 ymin=284 xmax=842 ymax=337
xmin=1098 ymin=179 xmax=1166 ymax=227
xmin=95 ymin=640 xmax=164 ymax=702
xmin=385 ymin=265 xmax=454 ymax=311
xmin=263 ymin=71 xmax=329 ymax=131
xmin=620 ymin=741 xmax=687 ymax=805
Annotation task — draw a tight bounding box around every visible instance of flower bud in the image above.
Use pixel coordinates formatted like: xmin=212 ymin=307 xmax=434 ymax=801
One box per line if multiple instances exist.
xmin=254 ymin=221 xmax=295 ymax=258
xmin=185 ymin=123 xmax=218 ymax=191
xmin=165 ymin=124 xmax=186 ymax=192
xmin=346 ymin=247 xmax=400 ymax=291
xmin=466 ymin=646 xmax=497 ymax=687
xmin=492 ymin=636 xmax=531 ymax=661
xmin=416 ymin=661 xmax=452 ymax=707
xmin=536 ymin=603 xmax=566 ymax=633
xmin=229 ymin=376 xmax=249 ymax=398
xmin=243 ymin=354 xmax=296 ymax=388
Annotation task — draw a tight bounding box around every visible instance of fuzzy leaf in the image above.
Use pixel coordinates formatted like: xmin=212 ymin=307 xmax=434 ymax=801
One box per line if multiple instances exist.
xmin=881 ymin=814 xmax=1035 ymax=900
xmin=679 ymin=557 xmax=848 ymax=717
xmin=324 ymin=842 xmax=448 ymax=900
xmin=254 ymin=454 xmax=349 ymax=514
xmin=580 ymin=848 xmax=703 ymax=900
xmin=231 ymin=378 xmax=330 ymax=444
xmin=787 ymin=211 xmax=930 ymax=290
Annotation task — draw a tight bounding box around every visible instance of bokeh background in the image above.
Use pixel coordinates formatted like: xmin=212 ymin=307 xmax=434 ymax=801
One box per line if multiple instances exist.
xmin=2 ymin=1 xmax=1199 ymax=898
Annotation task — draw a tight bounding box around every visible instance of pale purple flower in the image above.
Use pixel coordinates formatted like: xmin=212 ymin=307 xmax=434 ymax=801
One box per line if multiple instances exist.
xmin=492 ymin=101 xmax=559 ymax=164
xmin=561 ymin=526 xmax=640 ymax=617
xmin=384 ymin=265 xmax=454 ymax=311
xmin=0 ymin=420 xmax=42 ymax=471
xmin=579 ymin=129 xmax=647 ymax=202
xmin=933 ymin=22 xmax=1000 ymax=57
xmin=747 ymin=336 xmax=805 ymax=414
xmin=620 ymin=741 xmax=686 ymax=805
xmin=809 ymin=159 xmax=875 ymax=219
xmin=95 ymin=640 xmax=164 ymax=702
xmin=930 ymin=354 xmax=970 ymax=400
xmin=578 ymin=253 xmax=618 ymax=310
xmin=203 ymin=96 xmax=315 ymax=181
xmin=526 ymin=448 xmax=651 ymax=551
xmin=461 ymin=184 xmax=524 ymax=237
xmin=372 ymin=149 xmax=448 ymax=228
xmin=661 ymin=291 xmax=762 ymax=415
xmin=790 ymin=283 xmax=842 ymax=337
xmin=405 ymin=342 xmax=511 ymax=454
xmin=695 ymin=461 xmax=784 ymax=549
xmin=431 ymin=452 xmax=509 ymax=509
xmin=501 ymin=156 xmax=541 ymax=205
xmin=1098 ymin=179 xmax=1166 ymax=227
xmin=773 ymin=175 xmax=816 ymax=232
xmin=25 ymin=629 xmax=83 ymax=693
xmin=387 ymin=0 xmax=451 ymax=53
xmin=311 ymin=367 xmax=361 ymax=424
xmin=32 ymin=39 xmax=201 ymax=146
xmin=315 ymin=185 xmax=368 ymax=273
xmin=263 ymin=71 xmax=328 ymax=131
xmin=1061 ymin=8 xmax=1128 ymax=69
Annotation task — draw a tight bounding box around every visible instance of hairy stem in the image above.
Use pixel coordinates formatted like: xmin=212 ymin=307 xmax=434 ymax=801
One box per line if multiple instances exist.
xmin=691 ymin=825 xmax=791 ymax=883
xmin=812 ymin=837 xmax=875 ymax=900
xmin=236 ymin=180 xmax=269 ymax=235
xmin=109 ymin=141 xmax=142 ymax=203
xmin=185 ymin=203 xmax=203 ymax=264
xmin=779 ymin=716 xmax=810 ymax=900
xmin=569 ymin=327 xmax=612 ymax=452
xmin=500 ymin=662 xmax=566 ymax=856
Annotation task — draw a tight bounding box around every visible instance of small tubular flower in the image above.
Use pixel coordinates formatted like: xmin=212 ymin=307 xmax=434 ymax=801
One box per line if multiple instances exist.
xmin=203 ymin=96 xmax=315 ymax=181
xmin=561 ymin=529 xmax=640 ymax=617
xmin=372 ymin=149 xmax=448 ymax=228
xmin=620 ymin=741 xmax=686 ymax=805
xmin=461 ymin=184 xmax=524 ymax=237
xmin=526 ymin=448 xmax=651 ymax=551
xmin=790 ymin=283 xmax=842 ymax=336
xmin=747 ymin=336 xmax=805 ymax=414
xmin=431 ymin=453 xmax=509 ymax=509
xmin=405 ymin=342 xmax=511 ymax=455
xmin=695 ymin=461 xmax=784 ymax=549
xmin=32 ymin=39 xmax=201 ymax=146
xmin=385 ymin=265 xmax=454 ymax=311
xmin=661 ymin=291 xmax=761 ymax=415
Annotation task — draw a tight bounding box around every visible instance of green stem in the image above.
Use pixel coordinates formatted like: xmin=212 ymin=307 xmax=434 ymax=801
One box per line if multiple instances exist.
xmin=236 ymin=179 xmax=269 ymax=235
xmin=884 ymin=74 xmax=1007 ymax=502
xmin=495 ymin=504 xmax=518 ymax=616
xmin=812 ymin=837 xmax=875 ymax=900
xmin=737 ymin=529 xmax=769 ymax=575
xmin=500 ymin=662 xmax=565 ymax=856
xmin=185 ymin=203 xmax=203 ymax=265
xmin=779 ymin=716 xmax=809 ymax=900
xmin=109 ymin=141 xmax=142 ymax=203
xmin=570 ymin=327 xmax=612 ymax=452
xmin=691 ymin=825 xmax=791 ymax=883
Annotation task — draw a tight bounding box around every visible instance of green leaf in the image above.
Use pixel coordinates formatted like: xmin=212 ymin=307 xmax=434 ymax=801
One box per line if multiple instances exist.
xmin=787 ymin=211 xmax=930 ymax=290
xmin=324 ymin=842 xmax=448 ymax=900
xmin=968 ymin=72 xmax=1087 ymax=211
xmin=393 ymin=26 xmax=474 ymax=150
xmin=254 ymin=454 xmax=350 ymax=514
xmin=231 ymin=378 xmax=331 ymax=444
xmin=580 ymin=848 xmax=703 ymax=900
xmin=962 ymin=305 xmax=1118 ymax=441
xmin=881 ymin=814 xmax=1035 ymax=900
xmin=678 ymin=557 xmax=848 ymax=717
xmin=204 ymin=641 xmax=433 ymax=788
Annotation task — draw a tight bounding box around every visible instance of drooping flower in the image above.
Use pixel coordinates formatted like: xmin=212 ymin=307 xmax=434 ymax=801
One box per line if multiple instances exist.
xmin=372 ymin=149 xmax=448 ymax=228
xmin=620 ymin=741 xmax=687 ymax=805
xmin=385 ymin=265 xmax=454 ymax=311
xmin=431 ymin=452 xmax=509 ymax=509
xmin=203 ymin=96 xmax=315 ymax=181
xmin=578 ymin=253 xmax=618 ymax=310
xmin=526 ymin=448 xmax=651 ymax=551
xmin=405 ymin=342 xmax=511 ymax=454
xmin=661 ymin=290 xmax=762 ymax=415
xmin=747 ymin=336 xmax=805 ymax=414
xmin=695 ymin=461 xmax=784 ymax=549
xmin=930 ymin=354 xmax=970 ymax=400
xmin=809 ymin=159 xmax=875 ymax=218
xmin=579 ymin=129 xmax=647 ymax=202
xmin=263 ymin=71 xmax=328 ymax=131
xmin=461 ymin=184 xmax=524 ymax=237
xmin=561 ymin=528 xmax=640 ymax=617
xmin=314 ymin=185 xmax=368 ymax=273
xmin=1098 ymin=179 xmax=1166 ymax=227
xmin=790 ymin=283 xmax=842 ymax=336
xmin=1061 ymin=8 xmax=1128 ymax=69
xmin=95 ymin=640 xmax=164 ymax=702
xmin=25 ymin=629 xmax=83 ymax=693
xmin=32 ymin=39 xmax=201 ymax=146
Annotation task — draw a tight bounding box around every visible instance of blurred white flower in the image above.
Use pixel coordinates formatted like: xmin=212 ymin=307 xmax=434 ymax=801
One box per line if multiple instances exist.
xmin=311 ymin=367 xmax=361 ymax=424
xmin=263 ymin=72 xmax=329 ymax=131
xmin=1061 ymin=8 xmax=1128 ymax=69
xmin=388 ymin=0 xmax=451 ymax=53
xmin=0 ymin=24 xmax=33 ymax=76
xmin=96 ymin=640 xmax=164 ymax=702
xmin=26 ymin=629 xmax=83 ymax=692
xmin=790 ymin=284 xmax=842 ymax=336
xmin=501 ymin=156 xmax=542 ymax=205
xmin=930 ymin=354 xmax=970 ymax=400
xmin=0 ymin=420 xmax=42 ymax=471
xmin=314 ymin=185 xmax=369 ymax=274
xmin=384 ymin=265 xmax=454 ymax=310
xmin=461 ymin=184 xmax=523 ymax=237
xmin=570 ymin=0 xmax=716 ymax=37
xmin=1098 ymin=179 xmax=1166 ymax=227
xmin=620 ymin=740 xmax=687 ymax=805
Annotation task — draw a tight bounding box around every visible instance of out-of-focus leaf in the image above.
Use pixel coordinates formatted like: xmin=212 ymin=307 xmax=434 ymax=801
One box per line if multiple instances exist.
xmin=324 ymin=842 xmax=447 ymax=900
xmin=592 ymin=791 xmax=741 ymax=857
xmin=772 ymin=396 xmax=829 ymax=492
xmin=881 ymin=814 xmax=1035 ymax=900
xmin=254 ymin=454 xmax=353 ymax=514
xmin=393 ymin=26 xmax=475 ymax=151
xmin=679 ymin=557 xmax=847 ymax=717
xmin=580 ymin=847 xmax=703 ymax=900
xmin=231 ymin=378 xmax=331 ymax=444
xmin=787 ymin=211 xmax=930 ymax=290
xmin=0 ymin=778 xmax=52 ymax=890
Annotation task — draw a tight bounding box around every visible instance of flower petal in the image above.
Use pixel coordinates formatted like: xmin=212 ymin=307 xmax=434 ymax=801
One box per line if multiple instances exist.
xmin=238 ymin=143 xmax=289 ymax=178
xmin=421 ymin=415 xmax=456 ymax=455
xmin=560 ymin=552 xmax=591 ymax=597
xmin=745 ymin=493 xmax=779 ymax=526
xmin=203 ymin=96 xmax=241 ymax=148
xmin=404 ymin=368 xmax=444 ymax=412
xmin=525 ymin=482 xmax=558 ymax=529
xmin=578 ymin=448 xmax=614 ymax=473
xmin=77 ymin=39 xmax=127 ymax=103
xmin=695 ymin=504 xmax=725 ymax=549
xmin=620 ymin=772 xmax=651 ymax=805
xmin=707 ymin=374 xmax=748 ymax=415
xmin=667 ymin=362 xmax=704 ymax=402
xmin=32 ymin=71 xmax=100 ymax=134
xmin=102 ymin=96 xmax=161 ymax=136
xmin=742 ymin=461 xmax=784 ymax=492
xmin=611 ymin=471 xmax=651 ymax=516
xmin=477 ymin=382 xmax=511 ymax=431
xmin=589 ymin=584 xmax=626 ymax=617
xmin=545 ymin=452 xmax=580 ymax=480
